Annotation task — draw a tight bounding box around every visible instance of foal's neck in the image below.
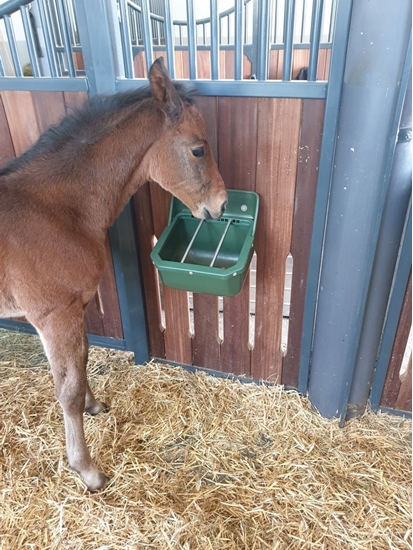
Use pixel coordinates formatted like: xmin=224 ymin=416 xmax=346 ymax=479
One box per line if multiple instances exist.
xmin=64 ymin=107 xmax=163 ymax=235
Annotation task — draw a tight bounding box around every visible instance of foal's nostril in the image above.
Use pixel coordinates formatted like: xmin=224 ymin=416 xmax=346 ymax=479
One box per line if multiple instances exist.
xmin=221 ymin=200 xmax=228 ymax=215
xmin=203 ymin=207 xmax=212 ymax=220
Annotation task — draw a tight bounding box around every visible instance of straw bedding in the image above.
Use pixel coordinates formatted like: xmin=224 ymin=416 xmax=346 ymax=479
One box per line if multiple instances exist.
xmin=0 ymin=329 xmax=411 ymax=550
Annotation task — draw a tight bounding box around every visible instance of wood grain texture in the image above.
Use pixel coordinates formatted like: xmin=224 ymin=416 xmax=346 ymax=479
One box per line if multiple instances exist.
xmin=1 ymin=91 xmax=40 ymax=155
xmin=381 ymin=271 xmax=412 ymax=410
xmin=0 ymin=94 xmax=15 ymax=167
xmin=251 ymin=98 xmax=302 ymax=382
xmin=282 ymin=99 xmax=325 ymax=387
xmin=396 ymin=352 xmax=412 ymax=412
xmin=31 ymin=91 xmax=66 ymax=134
xmin=99 ymin=236 xmax=123 ymax=339
xmin=133 ymin=183 xmax=165 ymax=358
xmin=148 ymin=182 xmax=192 ymax=364
xmin=191 ymin=96 xmax=222 ymax=370
xmin=192 ymin=293 xmax=221 ymax=369
xmin=217 ymin=96 xmax=258 ymax=376
xmin=63 ymin=91 xmax=88 ymax=114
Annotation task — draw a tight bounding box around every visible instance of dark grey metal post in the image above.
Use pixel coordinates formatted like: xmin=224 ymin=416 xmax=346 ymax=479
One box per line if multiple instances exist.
xmin=307 ymin=0 xmax=412 ymax=420
xmin=298 ymin=0 xmax=353 ymax=394
xmin=370 ymin=201 xmax=412 ymax=413
xmin=346 ymin=70 xmax=412 ymax=418
xmin=73 ymin=0 xmax=149 ymax=364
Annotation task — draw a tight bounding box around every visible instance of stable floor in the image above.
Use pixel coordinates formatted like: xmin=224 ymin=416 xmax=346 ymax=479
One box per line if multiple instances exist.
xmin=0 ymin=329 xmax=411 ymax=549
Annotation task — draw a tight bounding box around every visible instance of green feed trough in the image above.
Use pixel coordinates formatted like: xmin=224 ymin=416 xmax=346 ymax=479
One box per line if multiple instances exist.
xmin=150 ymin=190 xmax=259 ymax=297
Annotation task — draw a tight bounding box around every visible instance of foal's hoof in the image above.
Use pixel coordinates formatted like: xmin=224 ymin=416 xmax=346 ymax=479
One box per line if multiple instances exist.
xmin=83 ymin=470 xmax=109 ymax=493
xmin=85 ymin=401 xmax=109 ymax=416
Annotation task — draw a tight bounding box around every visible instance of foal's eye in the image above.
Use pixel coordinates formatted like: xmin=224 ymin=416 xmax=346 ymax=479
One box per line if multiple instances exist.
xmin=191 ymin=147 xmax=205 ymax=158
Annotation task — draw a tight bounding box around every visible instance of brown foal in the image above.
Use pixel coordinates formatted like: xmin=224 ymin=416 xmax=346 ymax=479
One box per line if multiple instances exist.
xmin=0 ymin=58 xmax=227 ymax=491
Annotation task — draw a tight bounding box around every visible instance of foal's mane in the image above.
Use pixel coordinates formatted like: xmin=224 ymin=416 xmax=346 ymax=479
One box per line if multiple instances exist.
xmin=0 ymin=83 xmax=196 ymax=177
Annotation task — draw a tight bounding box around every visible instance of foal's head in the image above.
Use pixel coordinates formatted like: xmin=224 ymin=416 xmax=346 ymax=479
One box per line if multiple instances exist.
xmin=145 ymin=58 xmax=227 ymax=220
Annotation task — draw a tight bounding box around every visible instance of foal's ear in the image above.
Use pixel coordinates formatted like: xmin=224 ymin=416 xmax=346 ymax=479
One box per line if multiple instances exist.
xmin=149 ymin=57 xmax=183 ymax=124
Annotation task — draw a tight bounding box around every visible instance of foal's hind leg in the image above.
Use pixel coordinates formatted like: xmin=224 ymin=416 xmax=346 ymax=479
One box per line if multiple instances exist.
xmin=81 ymin=333 xmax=108 ymax=416
xmin=34 ymin=308 xmax=108 ymax=491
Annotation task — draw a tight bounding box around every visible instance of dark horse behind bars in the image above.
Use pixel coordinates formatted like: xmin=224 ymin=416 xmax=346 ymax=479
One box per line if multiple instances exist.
xmin=0 ymin=58 xmax=227 ymax=491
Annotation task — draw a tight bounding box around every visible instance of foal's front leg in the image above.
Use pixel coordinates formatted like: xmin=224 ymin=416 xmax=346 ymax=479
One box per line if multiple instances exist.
xmin=34 ymin=309 xmax=108 ymax=491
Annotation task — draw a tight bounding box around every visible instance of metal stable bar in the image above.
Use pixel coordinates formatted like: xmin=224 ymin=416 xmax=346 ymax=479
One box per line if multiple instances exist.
xmin=36 ymin=0 xmax=58 ymax=77
xmin=282 ymin=0 xmax=296 ymax=81
xmin=186 ymin=0 xmax=197 ymax=80
xmin=210 ymin=0 xmax=219 ymax=79
xmin=0 ymin=75 xmax=88 ymax=90
xmin=256 ymin=0 xmax=270 ymax=80
xmin=3 ymin=14 xmax=23 ymax=76
xmin=0 ymin=0 xmax=32 ymax=17
xmin=20 ymin=5 xmax=40 ymax=76
xmin=181 ymin=220 xmax=204 ymax=263
xmin=298 ymin=0 xmax=353 ymax=395
xmin=308 ymin=0 xmax=324 ymax=81
xmin=140 ymin=0 xmax=154 ymax=73
xmin=116 ymin=77 xmax=328 ymax=99
xmin=234 ymin=0 xmax=244 ymax=80
xmin=55 ymin=0 xmax=76 ymax=77
xmin=210 ymin=219 xmax=232 ymax=267
xmin=163 ymin=0 xmax=175 ymax=79
xmin=370 ymin=200 xmax=412 ymax=412
xmin=119 ymin=0 xmax=134 ymax=78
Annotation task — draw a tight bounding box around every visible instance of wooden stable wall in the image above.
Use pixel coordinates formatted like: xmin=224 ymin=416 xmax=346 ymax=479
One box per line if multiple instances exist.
xmin=0 ymin=90 xmax=123 ymax=341
xmin=133 ymin=96 xmax=325 ymax=387
xmin=0 ymin=88 xmax=325 ymax=388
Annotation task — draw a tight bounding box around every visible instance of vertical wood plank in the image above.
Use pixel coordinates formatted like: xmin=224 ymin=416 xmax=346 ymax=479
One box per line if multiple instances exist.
xmin=197 ymin=50 xmax=211 ymax=79
xmin=243 ymin=54 xmax=252 ymax=79
xmin=31 ymin=91 xmax=66 ymax=134
xmin=84 ymin=294 xmax=105 ymax=336
xmin=219 ymin=50 xmax=226 ymax=79
xmin=192 ymin=293 xmax=221 ymax=369
xmin=218 ymin=97 xmax=258 ymax=376
xmin=133 ymin=183 xmax=165 ymax=358
xmin=282 ymin=99 xmax=325 ymax=388
xmin=251 ymin=98 xmax=302 ymax=382
xmin=175 ymin=50 xmax=184 ymax=79
xmin=63 ymin=91 xmax=88 ymax=114
xmin=396 ymin=353 xmax=412 ymax=411
xmin=292 ymin=49 xmax=310 ymax=79
xmin=191 ymin=96 xmax=221 ymax=369
xmin=1 ymin=91 xmax=41 ymax=155
xmin=149 ymin=182 xmax=192 ymax=364
xmin=381 ymin=271 xmax=412 ymax=409
xmin=133 ymin=52 xmax=147 ymax=78
xmin=163 ymin=287 xmax=192 ymax=364
xmin=99 ymin=235 xmax=124 ymax=339
xmin=224 ymin=50 xmax=235 ymax=79
xmin=0 ymin=94 xmax=16 ymax=167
